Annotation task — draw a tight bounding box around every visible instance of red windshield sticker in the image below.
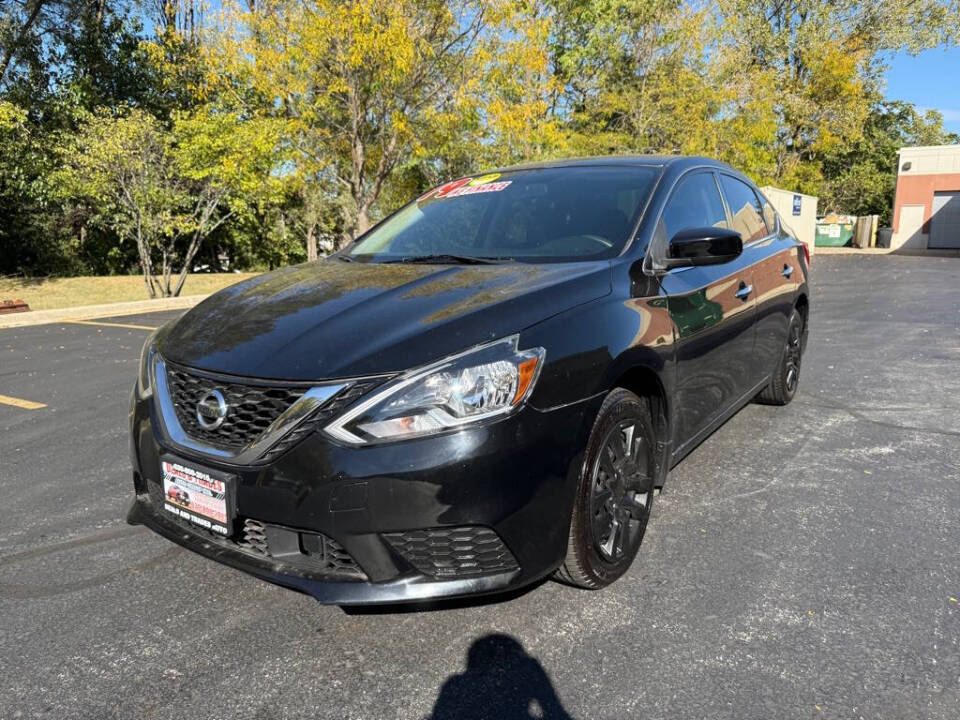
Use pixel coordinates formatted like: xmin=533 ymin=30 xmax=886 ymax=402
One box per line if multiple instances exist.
xmin=433 ymin=178 xmax=472 ymax=198
xmin=420 ymin=176 xmax=512 ymax=202
xmin=443 ymin=181 xmax=512 ymax=198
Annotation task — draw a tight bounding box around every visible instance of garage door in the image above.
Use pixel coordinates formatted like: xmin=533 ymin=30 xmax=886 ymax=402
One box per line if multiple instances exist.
xmin=929 ymin=192 xmax=960 ymax=248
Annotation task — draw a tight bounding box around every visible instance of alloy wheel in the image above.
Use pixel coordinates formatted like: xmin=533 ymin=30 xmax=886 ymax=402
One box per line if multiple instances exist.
xmin=785 ymin=314 xmax=803 ymax=393
xmin=589 ymin=420 xmax=652 ymax=562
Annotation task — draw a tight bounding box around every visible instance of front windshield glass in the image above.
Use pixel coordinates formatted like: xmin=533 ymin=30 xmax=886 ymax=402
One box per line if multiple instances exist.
xmin=347 ymin=166 xmax=660 ymax=262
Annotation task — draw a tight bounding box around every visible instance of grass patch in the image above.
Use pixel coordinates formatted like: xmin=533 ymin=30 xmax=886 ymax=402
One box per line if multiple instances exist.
xmin=0 ymin=273 xmax=260 ymax=311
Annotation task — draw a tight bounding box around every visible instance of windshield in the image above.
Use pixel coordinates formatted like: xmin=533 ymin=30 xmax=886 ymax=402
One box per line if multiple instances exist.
xmin=347 ymin=166 xmax=660 ymax=262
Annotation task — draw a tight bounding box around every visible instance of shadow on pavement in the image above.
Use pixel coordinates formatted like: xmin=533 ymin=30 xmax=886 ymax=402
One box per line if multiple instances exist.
xmin=425 ymin=633 xmax=574 ymax=720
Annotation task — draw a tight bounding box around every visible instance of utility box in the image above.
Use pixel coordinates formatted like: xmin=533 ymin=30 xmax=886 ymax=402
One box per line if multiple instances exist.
xmin=760 ymin=186 xmax=818 ymax=253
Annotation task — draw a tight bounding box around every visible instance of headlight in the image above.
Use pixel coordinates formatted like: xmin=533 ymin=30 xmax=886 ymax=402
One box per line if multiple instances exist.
xmin=136 ymin=329 xmax=160 ymax=399
xmin=324 ymin=335 xmax=545 ymax=444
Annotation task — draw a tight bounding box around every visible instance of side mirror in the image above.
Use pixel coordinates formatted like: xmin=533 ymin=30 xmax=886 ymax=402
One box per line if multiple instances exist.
xmin=664 ymin=227 xmax=742 ymax=269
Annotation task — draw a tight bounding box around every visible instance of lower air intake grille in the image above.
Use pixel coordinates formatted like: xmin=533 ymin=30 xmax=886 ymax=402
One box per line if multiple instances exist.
xmin=147 ymin=482 xmax=365 ymax=581
xmin=383 ymin=526 xmax=519 ymax=579
xmin=237 ymin=518 xmax=269 ymax=555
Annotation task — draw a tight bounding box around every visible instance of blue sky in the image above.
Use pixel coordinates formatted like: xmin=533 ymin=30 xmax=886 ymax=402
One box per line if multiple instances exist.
xmin=883 ymin=46 xmax=960 ymax=133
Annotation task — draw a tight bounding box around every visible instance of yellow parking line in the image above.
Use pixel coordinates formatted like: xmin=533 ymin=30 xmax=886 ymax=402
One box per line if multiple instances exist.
xmin=65 ymin=320 xmax=157 ymax=331
xmin=0 ymin=394 xmax=46 ymax=410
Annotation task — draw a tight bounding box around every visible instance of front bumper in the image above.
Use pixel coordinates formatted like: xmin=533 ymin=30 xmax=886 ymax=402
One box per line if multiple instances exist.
xmin=128 ymin=387 xmax=599 ymax=605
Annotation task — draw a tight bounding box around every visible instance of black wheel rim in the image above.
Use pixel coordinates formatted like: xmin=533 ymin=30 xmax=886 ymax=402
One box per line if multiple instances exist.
xmin=785 ymin=314 xmax=802 ymax=393
xmin=589 ymin=420 xmax=652 ymax=562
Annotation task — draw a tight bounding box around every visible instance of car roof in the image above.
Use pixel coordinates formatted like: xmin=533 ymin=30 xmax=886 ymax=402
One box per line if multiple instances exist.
xmin=489 ymin=155 xmax=730 ymax=174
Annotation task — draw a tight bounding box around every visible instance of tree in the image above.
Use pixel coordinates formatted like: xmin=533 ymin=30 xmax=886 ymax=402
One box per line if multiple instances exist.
xmin=5 ymin=0 xmax=960 ymax=282
xmin=547 ymin=0 xmax=711 ymax=152
xmin=712 ymin=0 xmax=960 ymax=192
xmin=0 ymin=0 xmax=68 ymax=86
xmin=819 ymin=101 xmax=960 ymax=223
xmin=210 ymin=0 xmax=554 ymax=249
xmin=54 ymin=107 xmax=281 ymax=296
xmin=0 ymin=100 xmax=54 ymax=274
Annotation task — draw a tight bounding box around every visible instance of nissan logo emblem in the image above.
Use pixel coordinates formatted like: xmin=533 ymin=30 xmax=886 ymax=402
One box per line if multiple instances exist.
xmin=196 ymin=389 xmax=228 ymax=430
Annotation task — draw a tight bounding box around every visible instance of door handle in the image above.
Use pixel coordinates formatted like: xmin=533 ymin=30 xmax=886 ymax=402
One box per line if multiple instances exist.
xmin=782 ymin=264 xmax=794 ymax=278
xmin=735 ymin=283 xmax=753 ymax=300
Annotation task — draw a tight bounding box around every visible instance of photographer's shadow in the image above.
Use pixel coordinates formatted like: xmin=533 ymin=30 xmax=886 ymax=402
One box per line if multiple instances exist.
xmin=427 ymin=633 xmax=574 ymax=720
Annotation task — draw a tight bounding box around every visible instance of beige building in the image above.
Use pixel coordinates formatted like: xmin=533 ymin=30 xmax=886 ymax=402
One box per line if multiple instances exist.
xmin=891 ymin=145 xmax=960 ymax=251
xmin=761 ymin=186 xmax=818 ymax=253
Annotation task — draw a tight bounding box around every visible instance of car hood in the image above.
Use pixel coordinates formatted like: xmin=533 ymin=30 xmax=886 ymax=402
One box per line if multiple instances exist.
xmin=160 ymin=260 xmax=612 ymax=380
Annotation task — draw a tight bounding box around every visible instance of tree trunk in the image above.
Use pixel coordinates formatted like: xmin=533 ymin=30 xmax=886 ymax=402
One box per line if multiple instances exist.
xmin=136 ymin=226 xmax=157 ymax=299
xmin=172 ymin=266 xmax=189 ymax=297
xmin=355 ymin=206 xmax=370 ymax=237
xmin=306 ymin=223 xmax=318 ymax=261
xmin=141 ymin=265 xmax=156 ymax=299
xmin=161 ymin=252 xmax=168 ymax=296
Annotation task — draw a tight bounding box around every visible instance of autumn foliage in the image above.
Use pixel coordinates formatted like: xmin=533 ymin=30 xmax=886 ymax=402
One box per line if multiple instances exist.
xmin=1 ymin=0 xmax=958 ymax=294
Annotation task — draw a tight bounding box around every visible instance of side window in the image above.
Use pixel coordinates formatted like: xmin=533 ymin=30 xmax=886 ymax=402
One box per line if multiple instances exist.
xmin=661 ymin=172 xmax=729 ymax=241
xmin=719 ymin=175 xmax=769 ymax=243
xmin=757 ymin=190 xmax=777 ymax=233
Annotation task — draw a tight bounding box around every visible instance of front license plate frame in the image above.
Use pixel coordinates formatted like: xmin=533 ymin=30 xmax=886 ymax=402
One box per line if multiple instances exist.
xmin=160 ymin=456 xmax=236 ymax=536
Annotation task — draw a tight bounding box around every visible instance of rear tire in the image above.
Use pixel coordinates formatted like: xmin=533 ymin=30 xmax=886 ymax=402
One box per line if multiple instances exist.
xmin=756 ymin=307 xmax=804 ymax=406
xmin=556 ymin=388 xmax=656 ymax=589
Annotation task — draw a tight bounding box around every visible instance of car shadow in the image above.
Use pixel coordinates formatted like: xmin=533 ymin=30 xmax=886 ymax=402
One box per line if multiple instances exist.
xmin=424 ymin=633 xmax=575 ymax=720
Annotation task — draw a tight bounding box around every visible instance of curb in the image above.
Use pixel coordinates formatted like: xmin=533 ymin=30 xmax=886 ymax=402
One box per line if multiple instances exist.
xmin=0 ymin=295 xmax=208 ymax=329
xmin=814 ymin=247 xmax=960 ymax=257
xmin=814 ymin=247 xmax=893 ymax=255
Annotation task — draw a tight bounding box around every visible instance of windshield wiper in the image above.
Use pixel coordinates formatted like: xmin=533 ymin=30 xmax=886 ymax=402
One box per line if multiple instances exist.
xmin=388 ymin=254 xmax=514 ymax=265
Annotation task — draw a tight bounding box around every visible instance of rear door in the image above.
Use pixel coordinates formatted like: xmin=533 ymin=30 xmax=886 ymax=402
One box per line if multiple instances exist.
xmin=657 ymin=170 xmax=758 ymax=451
xmin=746 ymin=185 xmax=805 ymax=376
xmin=718 ymin=174 xmax=797 ymax=387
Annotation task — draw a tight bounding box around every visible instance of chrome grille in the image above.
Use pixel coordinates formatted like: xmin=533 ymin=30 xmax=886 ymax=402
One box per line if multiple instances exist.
xmin=161 ymin=363 xmax=385 ymax=461
xmin=165 ymin=366 xmax=305 ymax=449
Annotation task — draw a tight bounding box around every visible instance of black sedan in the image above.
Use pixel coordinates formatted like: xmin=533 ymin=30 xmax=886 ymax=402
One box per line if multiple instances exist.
xmin=127 ymin=156 xmax=809 ymax=604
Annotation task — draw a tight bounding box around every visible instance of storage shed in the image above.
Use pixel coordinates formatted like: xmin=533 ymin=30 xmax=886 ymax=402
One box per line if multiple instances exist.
xmin=761 ymin=186 xmax=818 ymax=252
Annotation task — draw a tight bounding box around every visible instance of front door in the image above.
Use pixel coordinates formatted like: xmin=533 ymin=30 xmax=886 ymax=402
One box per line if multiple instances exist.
xmin=655 ymin=170 xmax=758 ymax=453
xmin=661 ymin=263 xmax=758 ymax=450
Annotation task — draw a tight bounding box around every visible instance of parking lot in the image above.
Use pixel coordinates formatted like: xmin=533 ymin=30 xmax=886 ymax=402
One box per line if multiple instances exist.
xmin=1 ymin=254 xmax=958 ymax=719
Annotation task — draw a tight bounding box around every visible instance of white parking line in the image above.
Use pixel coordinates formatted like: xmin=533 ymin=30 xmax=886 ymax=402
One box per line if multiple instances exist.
xmin=65 ymin=320 xmax=157 ymax=331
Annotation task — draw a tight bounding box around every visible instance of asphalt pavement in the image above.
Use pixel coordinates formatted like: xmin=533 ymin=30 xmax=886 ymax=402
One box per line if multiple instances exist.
xmin=1 ymin=255 xmax=959 ymax=719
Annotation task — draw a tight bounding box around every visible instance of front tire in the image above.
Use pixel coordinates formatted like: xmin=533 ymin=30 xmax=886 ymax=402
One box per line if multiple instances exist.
xmin=757 ymin=307 xmax=804 ymax=406
xmin=556 ymin=388 xmax=656 ymax=589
